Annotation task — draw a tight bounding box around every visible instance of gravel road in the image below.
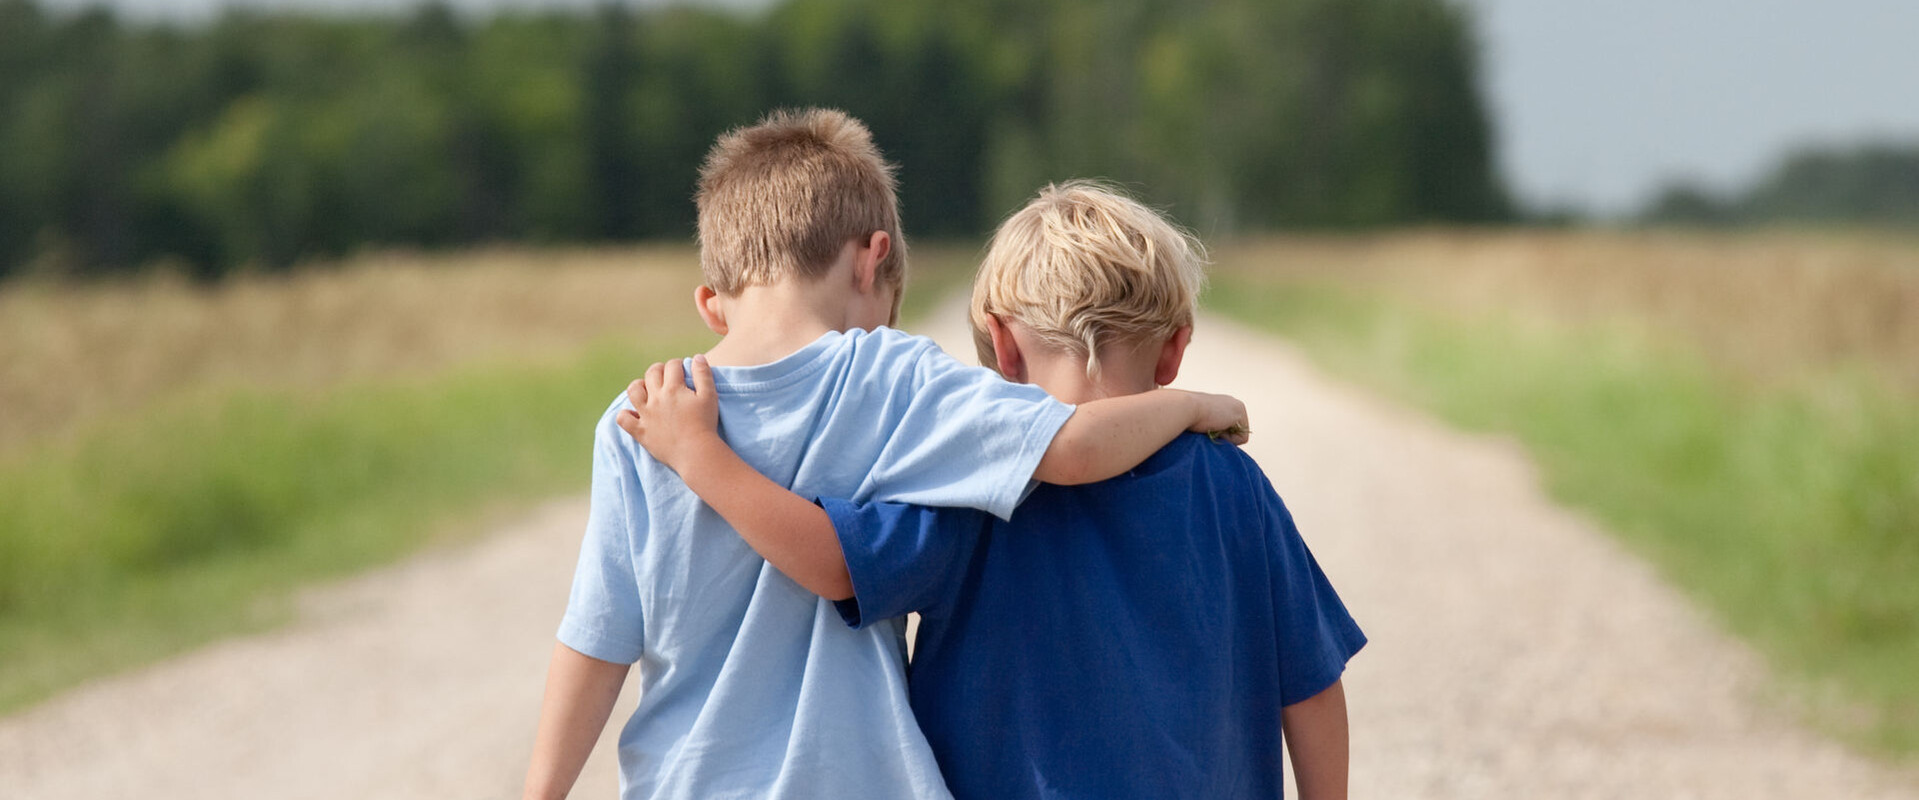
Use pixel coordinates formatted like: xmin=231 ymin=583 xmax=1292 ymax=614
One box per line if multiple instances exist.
xmin=2 ymin=304 xmax=1913 ymax=798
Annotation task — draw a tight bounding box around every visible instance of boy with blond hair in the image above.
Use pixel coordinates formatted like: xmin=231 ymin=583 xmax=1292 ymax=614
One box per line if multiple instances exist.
xmin=522 ymin=114 xmax=1248 ymax=800
xmin=627 ymin=181 xmax=1365 ymax=799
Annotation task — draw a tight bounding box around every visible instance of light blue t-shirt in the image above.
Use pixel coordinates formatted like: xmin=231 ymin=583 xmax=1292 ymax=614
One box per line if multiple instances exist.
xmin=558 ymin=326 xmax=1076 ymax=800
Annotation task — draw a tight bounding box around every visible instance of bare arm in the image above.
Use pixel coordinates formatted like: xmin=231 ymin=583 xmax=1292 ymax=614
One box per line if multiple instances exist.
xmin=523 ymin=642 xmax=630 ymax=800
xmin=617 ymin=357 xmax=853 ymax=600
xmin=1034 ymin=388 xmax=1249 ymax=485
xmin=1281 ymin=679 xmax=1350 ymax=800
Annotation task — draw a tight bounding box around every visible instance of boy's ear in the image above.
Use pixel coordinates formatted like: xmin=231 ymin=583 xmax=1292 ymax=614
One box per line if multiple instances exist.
xmin=851 ymin=230 xmax=891 ymax=295
xmin=1153 ymin=325 xmax=1193 ymax=387
xmin=694 ymin=285 xmax=728 ymax=336
xmin=986 ymin=314 xmax=1027 ymax=383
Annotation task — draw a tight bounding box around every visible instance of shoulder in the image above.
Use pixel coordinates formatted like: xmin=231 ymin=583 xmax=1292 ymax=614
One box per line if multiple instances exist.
xmin=1164 ymin=433 xmax=1266 ymax=478
xmin=1176 ymin=434 xmax=1294 ymax=516
xmin=843 ymin=326 xmax=947 ymax=371
xmin=592 ymin=390 xmax=632 ymax=436
xmin=843 ymin=327 xmax=1015 ymax=397
xmin=858 ymin=324 xmax=937 ymax=349
xmin=1202 ymin=434 xmax=1271 ymax=480
xmin=590 ymin=391 xmax=643 ymax=464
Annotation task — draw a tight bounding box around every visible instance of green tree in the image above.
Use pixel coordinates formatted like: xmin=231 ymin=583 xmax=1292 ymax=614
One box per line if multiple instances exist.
xmin=582 ymin=2 xmax=644 ymax=240
xmin=0 ymin=0 xmax=1513 ymax=279
xmin=1748 ymin=143 xmax=1919 ymax=227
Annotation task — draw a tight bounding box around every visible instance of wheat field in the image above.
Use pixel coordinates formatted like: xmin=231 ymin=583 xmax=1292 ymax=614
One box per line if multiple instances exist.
xmin=0 ymin=246 xmax=707 ymax=455
xmin=1210 ymin=230 xmax=1919 ymax=390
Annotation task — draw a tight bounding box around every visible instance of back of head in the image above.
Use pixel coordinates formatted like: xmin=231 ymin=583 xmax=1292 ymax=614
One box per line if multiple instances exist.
xmin=970 ymin=181 xmax=1207 ymax=376
xmin=697 ymin=108 xmax=906 ymax=296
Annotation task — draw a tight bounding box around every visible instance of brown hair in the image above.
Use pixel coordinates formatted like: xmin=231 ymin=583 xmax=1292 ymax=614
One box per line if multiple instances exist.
xmin=696 ymin=108 xmax=906 ymax=297
xmin=970 ymin=181 xmax=1207 ymax=376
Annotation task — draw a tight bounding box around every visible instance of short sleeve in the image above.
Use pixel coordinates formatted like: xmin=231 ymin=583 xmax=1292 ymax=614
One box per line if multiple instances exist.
xmin=555 ymin=403 xmax=649 ymax=665
xmin=863 ymin=344 xmax=1075 ymax=520
xmin=1261 ymin=483 xmax=1367 ymax=706
xmin=821 ymin=498 xmax=989 ymax=629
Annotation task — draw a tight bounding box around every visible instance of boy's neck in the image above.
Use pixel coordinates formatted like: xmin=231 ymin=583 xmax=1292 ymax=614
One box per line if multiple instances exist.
xmin=1025 ymin=346 xmax=1160 ymax=404
xmin=702 ymin=280 xmax=887 ymax=368
xmin=993 ymin=318 xmax=1177 ymax=404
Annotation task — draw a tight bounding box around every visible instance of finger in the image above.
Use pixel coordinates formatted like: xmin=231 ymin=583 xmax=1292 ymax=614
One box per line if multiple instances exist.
xmin=644 ymin=361 xmax=666 ymax=396
xmin=615 ymin=408 xmax=643 ymax=439
xmin=689 ymin=353 xmax=716 ymax=396
xmin=625 ymin=378 xmax=647 ymax=410
xmin=664 ymin=357 xmax=686 ymax=395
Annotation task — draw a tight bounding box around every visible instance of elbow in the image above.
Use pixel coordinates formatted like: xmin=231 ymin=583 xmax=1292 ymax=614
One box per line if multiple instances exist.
xmin=1034 ymin=437 xmax=1097 ymax=486
xmin=1037 ymin=455 xmax=1107 ymax=487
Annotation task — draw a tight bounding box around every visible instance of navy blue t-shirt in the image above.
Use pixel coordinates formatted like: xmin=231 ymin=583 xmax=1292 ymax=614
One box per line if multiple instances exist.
xmin=822 ymin=433 xmax=1366 ymax=800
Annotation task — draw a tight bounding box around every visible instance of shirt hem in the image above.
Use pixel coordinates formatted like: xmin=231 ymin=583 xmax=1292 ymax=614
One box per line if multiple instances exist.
xmin=556 ymin=617 xmax=644 ymax=665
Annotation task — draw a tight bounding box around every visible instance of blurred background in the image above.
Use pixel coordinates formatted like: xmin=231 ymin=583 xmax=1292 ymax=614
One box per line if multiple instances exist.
xmin=0 ymin=0 xmax=1914 ymax=776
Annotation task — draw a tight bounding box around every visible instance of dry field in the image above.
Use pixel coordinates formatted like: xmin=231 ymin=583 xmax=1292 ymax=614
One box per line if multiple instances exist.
xmin=0 ymin=246 xmax=705 ymax=454
xmin=6 ymin=231 xmax=1909 ymax=453
xmin=1212 ymin=229 xmax=1919 ymax=389
xmin=0 ymin=242 xmax=997 ymax=456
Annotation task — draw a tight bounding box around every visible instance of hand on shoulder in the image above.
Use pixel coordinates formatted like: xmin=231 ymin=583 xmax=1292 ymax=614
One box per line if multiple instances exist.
xmin=617 ymin=355 xmax=723 ymax=474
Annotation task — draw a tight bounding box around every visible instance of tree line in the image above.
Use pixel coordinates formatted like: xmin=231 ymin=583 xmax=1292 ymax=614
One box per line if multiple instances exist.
xmin=1642 ymin=141 xmax=1919 ymax=229
xmin=0 ymin=0 xmax=1511 ymax=280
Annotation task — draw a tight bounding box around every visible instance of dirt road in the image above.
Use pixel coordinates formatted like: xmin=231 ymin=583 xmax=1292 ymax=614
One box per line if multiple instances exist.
xmin=3 ymin=304 xmax=1914 ymax=798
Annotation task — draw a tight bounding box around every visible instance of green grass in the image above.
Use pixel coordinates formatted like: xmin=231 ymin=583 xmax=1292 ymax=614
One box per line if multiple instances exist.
xmin=0 ymin=335 xmax=709 ymax=712
xmin=1210 ymin=276 xmax=1919 ymax=757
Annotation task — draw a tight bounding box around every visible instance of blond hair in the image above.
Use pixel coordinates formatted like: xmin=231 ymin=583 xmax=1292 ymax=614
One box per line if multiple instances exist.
xmin=970 ymin=181 xmax=1207 ymax=376
xmin=696 ymin=108 xmax=906 ymax=296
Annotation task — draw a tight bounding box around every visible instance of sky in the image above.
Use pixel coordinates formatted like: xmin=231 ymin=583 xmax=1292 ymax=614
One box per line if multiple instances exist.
xmin=36 ymin=0 xmax=1919 ymax=215
xmin=1465 ymin=0 xmax=1919 ymax=214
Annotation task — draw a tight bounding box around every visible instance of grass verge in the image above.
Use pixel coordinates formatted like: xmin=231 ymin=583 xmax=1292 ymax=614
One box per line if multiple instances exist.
xmin=0 ymin=335 xmax=709 ymax=712
xmin=1209 ymin=275 xmax=1919 ymax=757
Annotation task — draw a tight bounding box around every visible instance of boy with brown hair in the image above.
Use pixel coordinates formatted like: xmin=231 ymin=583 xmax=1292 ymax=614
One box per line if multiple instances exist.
xmin=521 ymin=115 xmax=1248 ymax=800
xmin=626 ymin=181 xmax=1364 ymax=799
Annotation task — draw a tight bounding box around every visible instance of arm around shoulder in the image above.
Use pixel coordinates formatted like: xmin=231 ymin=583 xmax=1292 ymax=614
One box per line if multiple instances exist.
xmin=618 ymin=356 xmax=854 ymax=600
xmin=1034 ymin=388 xmax=1247 ymax=485
xmin=669 ymin=436 xmax=855 ymax=600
